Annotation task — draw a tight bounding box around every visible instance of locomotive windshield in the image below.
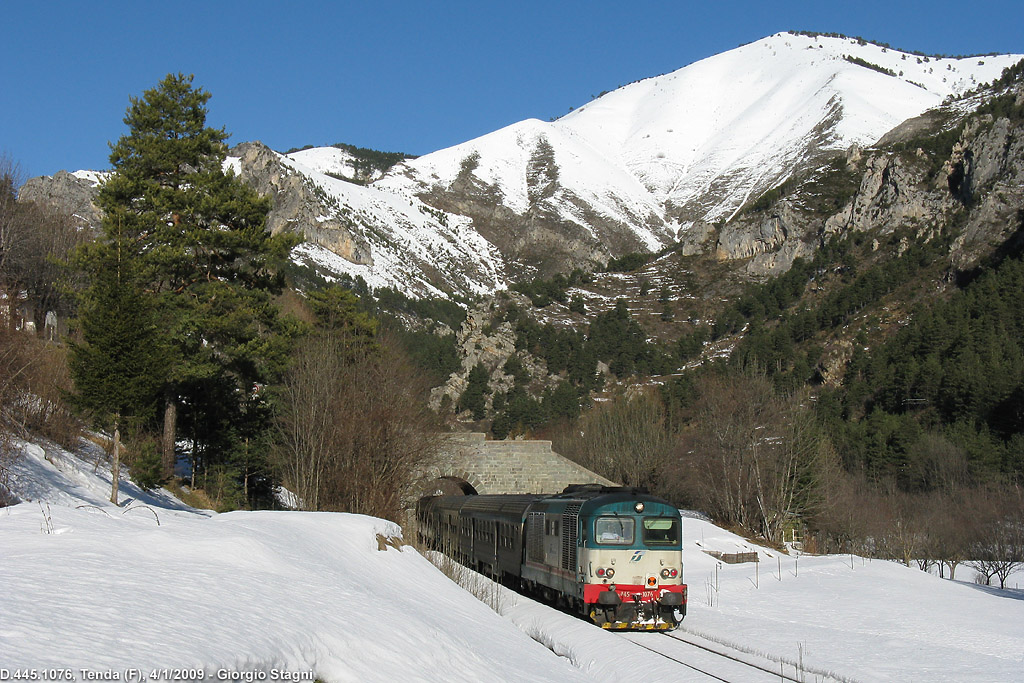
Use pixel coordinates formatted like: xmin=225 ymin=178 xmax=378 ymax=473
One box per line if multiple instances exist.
xmin=642 ymin=517 xmax=680 ymax=546
xmin=595 ymin=517 xmax=634 ymax=545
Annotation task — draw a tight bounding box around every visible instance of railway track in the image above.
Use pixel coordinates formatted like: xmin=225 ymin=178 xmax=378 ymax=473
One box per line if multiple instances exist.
xmin=618 ymin=629 xmax=854 ymax=683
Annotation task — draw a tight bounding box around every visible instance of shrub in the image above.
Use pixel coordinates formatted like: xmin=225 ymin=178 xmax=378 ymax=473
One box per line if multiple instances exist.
xmin=127 ymin=436 xmax=165 ymax=491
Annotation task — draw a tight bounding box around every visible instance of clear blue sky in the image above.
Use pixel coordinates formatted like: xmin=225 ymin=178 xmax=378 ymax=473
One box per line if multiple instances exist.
xmin=2 ymin=0 xmax=1022 ymax=179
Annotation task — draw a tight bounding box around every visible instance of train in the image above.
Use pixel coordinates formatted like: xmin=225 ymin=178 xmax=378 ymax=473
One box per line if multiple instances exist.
xmin=416 ymin=484 xmax=687 ymax=630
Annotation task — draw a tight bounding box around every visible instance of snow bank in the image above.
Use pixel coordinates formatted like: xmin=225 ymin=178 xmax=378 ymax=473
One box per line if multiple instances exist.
xmin=681 ymin=518 xmax=1024 ymax=681
xmin=0 ymin=442 xmax=584 ymax=680
xmin=3 ymin=439 xmax=1023 ymax=681
xmin=0 ymin=503 xmax=584 ymax=681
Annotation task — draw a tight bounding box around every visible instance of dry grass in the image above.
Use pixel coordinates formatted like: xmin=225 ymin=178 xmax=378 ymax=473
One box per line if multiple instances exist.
xmin=163 ymin=480 xmax=218 ymax=511
xmin=19 ymin=340 xmax=81 ymax=449
xmin=407 ymin=519 xmax=508 ymax=614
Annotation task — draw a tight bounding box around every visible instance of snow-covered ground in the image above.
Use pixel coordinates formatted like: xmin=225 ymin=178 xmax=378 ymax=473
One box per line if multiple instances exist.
xmin=2 ymin=439 xmax=1022 ymax=681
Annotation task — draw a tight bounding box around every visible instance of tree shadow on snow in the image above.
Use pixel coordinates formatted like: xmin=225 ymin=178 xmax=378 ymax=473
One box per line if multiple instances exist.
xmin=959 ymin=581 xmax=1024 ymax=601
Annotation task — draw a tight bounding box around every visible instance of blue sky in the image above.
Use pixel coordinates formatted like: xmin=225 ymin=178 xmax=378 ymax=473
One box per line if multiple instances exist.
xmin=2 ymin=0 xmax=1022 ymax=179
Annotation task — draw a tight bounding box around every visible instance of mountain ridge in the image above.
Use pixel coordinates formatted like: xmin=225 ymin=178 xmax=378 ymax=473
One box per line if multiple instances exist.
xmin=18 ymin=32 xmax=1024 ymax=300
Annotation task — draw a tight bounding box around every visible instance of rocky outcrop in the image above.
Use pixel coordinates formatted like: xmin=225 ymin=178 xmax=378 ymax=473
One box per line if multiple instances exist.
xmin=710 ymin=189 xmax=821 ymax=278
xmin=429 ymin=302 xmax=517 ymax=412
xmin=18 ymin=171 xmax=103 ymax=231
xmin=678 ymin=220 xmax=717 ymax=256
xmin=948 ymin=112 xmax=1024 ymax=266
xmin=230 ymin=142 xmax=373 ymax=265
xmin=429 ymin=296 xmax=553 ymax=415
xmin=705 ymin=84 xmax=1024 ymax=279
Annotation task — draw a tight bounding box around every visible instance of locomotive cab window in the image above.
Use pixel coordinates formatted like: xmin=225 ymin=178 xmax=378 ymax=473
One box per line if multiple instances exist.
xmin=595 ymin=517 xmax=634 ymax=545
xmin=642 ymin=518 xmax=680 ymax=546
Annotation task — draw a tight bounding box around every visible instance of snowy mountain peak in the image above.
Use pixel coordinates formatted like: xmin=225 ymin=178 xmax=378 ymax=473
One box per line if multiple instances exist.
xmin=549 ymin=31 xmax=1020 ymax=222
xmin=367 ymin=33 xmax=1020 ymax=283
xmin=28 ymin=34 xmax=1023 ymax=299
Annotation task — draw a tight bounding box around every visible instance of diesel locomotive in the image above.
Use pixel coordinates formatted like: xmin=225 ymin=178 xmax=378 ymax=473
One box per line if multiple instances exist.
xmin=416 ymin=484 xmax=687 ymax=630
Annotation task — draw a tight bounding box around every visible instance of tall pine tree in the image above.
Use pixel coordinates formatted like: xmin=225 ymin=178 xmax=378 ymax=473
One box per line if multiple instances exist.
xmin=94 ymin=73 xmax=297 ymax=485
xmin=68 ymin=225 xmax=167 ymax=503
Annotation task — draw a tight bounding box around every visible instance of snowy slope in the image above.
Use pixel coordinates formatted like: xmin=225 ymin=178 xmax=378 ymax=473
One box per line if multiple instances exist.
xmin=376 ymin=119 xmax=672 ymax=251
xmin=676 ymin=518 xmax=1024 ymax=681
xmin=286 ymin=146 xmax=395 ymax=184
xmin=278 ymin=152 xmax=506 ymax=297
xmin=3 ymin=438 xmax=1023 ymax=681
xmin=286 ymin=146 xmax=363 ymax=178
xmin=0 ymin=440 xmax=585 ymax=680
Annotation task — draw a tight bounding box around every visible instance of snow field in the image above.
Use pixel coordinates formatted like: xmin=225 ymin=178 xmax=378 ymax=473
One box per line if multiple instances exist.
xmin=1 ymin=504 xmax=585 ymax=681
xmin=3 ymin=440 xmax=1023 ymax=681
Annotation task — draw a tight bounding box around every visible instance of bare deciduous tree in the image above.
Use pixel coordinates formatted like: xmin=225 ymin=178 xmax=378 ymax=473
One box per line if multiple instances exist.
xmin=1 ymin=158 xmax=85 ymax=336
xmin=552 ymin=388 xmax=673 ymax=492
xmin=273 ymin=331 xmax=443 ymax=522
xmin=906 ymin=433 xmax=972 ymax=494
xmin=0 ymin=157 xmax=24 ymax=330
xmin=970 ymin=489 xmax=1024 ymax=588
xmin=680 ymin=372 xmax=839 ymax=543
xmin=924 ymin=491 xmax=976 ymax=580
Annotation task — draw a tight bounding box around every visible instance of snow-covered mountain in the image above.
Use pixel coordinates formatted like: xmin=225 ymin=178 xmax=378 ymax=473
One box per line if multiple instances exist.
xmin=22 ymin=32 xmax=1023 ymax=299
xmin=333 ymin=32 xmax=1020 ymax=294
xmin=551 ymin=32 xmax=1014 ymax=224
xmin=384 ymin=32 xmax=1019 ymax=251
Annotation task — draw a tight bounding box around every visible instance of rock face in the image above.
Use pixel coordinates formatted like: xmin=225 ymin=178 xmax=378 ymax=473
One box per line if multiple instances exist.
xmin=429 ymin=302 xmax=518 ymax=413
xmin=429 ymin=296 xmax=553 ymax=415
xmin=18 ymin=171 xmax=103 ymax=231
xmin=230 ymin=142 xmax=373 ymax=265
xmin=704 ymin=83 xmax=1024 ymax=280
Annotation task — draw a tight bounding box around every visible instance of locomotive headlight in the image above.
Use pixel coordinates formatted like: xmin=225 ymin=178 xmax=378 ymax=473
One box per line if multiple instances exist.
xmin=634 ymin=502 xmax=645 ymax=513
xmin=661 ymin=568 xmax=679 ymax=579
xmin=605 ymin=567 xmax=615 ymax=579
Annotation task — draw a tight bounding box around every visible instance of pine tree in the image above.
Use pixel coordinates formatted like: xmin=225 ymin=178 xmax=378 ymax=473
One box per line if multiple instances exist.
xmin=68 ymin=227 xmax=168 ymax=503
xmin=459 ymin=363 xmax=491 ymax=420
xmin=94 ymin=73 xmax=298 ymax=483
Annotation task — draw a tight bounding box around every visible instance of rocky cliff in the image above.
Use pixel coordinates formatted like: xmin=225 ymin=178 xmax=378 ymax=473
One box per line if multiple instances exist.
xmin=229 ymin=142 xmax=374 ymax=265
xmin=703 ymin=81 xmax=1024 ymax=281
xmin=17 ymin=170 xmax=103 ymax=232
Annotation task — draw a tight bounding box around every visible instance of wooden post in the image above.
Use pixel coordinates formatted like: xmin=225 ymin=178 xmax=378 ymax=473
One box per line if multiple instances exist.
xmin=110 ymin=421 xmax=121 ymax=506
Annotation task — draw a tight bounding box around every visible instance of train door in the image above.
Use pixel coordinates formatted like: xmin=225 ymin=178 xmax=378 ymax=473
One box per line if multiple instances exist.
xmin=543 ymin=513 xmax=561 ymax=567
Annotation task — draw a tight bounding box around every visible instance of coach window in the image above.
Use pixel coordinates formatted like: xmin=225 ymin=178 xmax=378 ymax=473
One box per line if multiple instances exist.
xmin=595 ymin=517 xmax=634 ymax=545
xmin=642 ymin=518 xmax=679 ymax=546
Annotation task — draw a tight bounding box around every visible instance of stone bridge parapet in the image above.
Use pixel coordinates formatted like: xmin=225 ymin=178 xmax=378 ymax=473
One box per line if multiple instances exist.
xmin=428 ymin=432 xmax=616 ymax=496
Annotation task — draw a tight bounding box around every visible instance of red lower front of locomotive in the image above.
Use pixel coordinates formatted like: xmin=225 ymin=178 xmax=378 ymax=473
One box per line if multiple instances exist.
xmin=583 ymin=582 xmax=687 ymax=629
